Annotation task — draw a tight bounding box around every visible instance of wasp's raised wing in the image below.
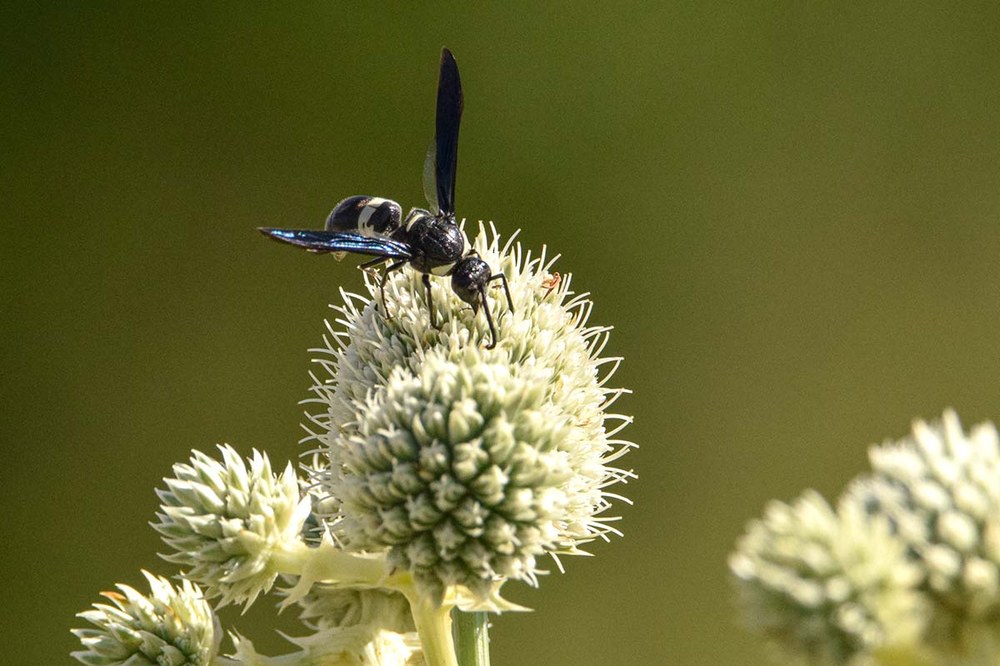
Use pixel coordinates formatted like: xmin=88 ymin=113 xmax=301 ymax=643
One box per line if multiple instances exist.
xmin=422 ymin=47 xmax=463 ymax=217
xmin=258 ymin=228 xmax=413 ymax=259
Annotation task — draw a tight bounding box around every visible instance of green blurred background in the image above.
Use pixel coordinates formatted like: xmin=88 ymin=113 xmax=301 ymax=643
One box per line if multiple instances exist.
xmin=4 ymin=3 xmax=1000 ymax=664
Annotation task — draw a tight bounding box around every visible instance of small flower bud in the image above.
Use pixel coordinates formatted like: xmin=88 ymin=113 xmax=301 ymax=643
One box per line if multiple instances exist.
xmin=153 ymin=445 xmax=311 ymax=607
xmin=72 ymin=571 xmax=220 ymax=666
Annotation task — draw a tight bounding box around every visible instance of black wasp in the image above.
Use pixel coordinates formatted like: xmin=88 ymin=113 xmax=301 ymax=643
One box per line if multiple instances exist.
xmin=259 ymin=48 xmax=513 ymax=349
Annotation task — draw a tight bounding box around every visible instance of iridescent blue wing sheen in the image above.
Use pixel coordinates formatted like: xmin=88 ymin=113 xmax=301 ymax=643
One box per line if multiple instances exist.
xmin=258 ymin=228 xmax=413 ymax=259
xmin=423 ymin=47 xmax=462 ymax=217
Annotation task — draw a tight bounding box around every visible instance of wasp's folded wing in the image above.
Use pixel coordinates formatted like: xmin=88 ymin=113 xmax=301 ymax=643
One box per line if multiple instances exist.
xmin=425 ymin=47 xmax=462 ymax=216
xmin=258 ymin=229 xmax=413 ymax=259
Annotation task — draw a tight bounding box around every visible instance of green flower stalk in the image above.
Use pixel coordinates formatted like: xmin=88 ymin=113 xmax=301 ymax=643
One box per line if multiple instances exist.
xmin=72 ymin=226 xmax=634 ymax=666
xmin=731 ymin=411 xmax=1000 ymax=665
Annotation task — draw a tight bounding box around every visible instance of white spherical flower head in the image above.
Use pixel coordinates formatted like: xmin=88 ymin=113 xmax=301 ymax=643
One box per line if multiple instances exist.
xmin=850 ymin=410 xmax=1000 ymax=619
xmin=72 ymin=571 xmax=220 ymax=666
xmin=729 ymin=491 xmax=927 ymax=664
xmin=305 ymin=225 xmax=634 ymax=603
xmin=153 ymin=446 xmax=311 ymax=607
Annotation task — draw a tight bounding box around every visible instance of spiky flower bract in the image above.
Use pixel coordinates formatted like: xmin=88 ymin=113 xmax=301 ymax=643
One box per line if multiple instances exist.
xmin=730 ymin=491 xmax=927 ymax=664
xmin=231 ymin=624 xmax=422 ymax=666
xmin=304 ymin=225 xmax=634 ymax=604
xmin=72 ymin=571 xmax=220 ymax=666
xmin=275 ymin=585 xmax=420 ymax=666
xmin=153 ymin=446 xmax=311 ymax=607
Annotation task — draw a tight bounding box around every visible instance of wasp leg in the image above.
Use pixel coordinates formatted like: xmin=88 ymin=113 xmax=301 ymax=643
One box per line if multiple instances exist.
xmin=488 ymin=272 xmax=514 ymax=314
xmin=378 ymin=260 xmax=409 ymax=319
xmin=422 ymin=273 xmax=438 ymax=329
xmin=358 ymin=256 xmax=389 ymax=270
xmin=358 ymin=257 xmax=389 ymax=297
xmin=358 ymin=256 xmax=388 ymax=289
xmin=479 ymin=286 xmax=498 ymax=349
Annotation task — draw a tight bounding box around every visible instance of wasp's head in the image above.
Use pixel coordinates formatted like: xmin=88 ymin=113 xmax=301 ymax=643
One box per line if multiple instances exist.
xmin=450 ymin=255 xmax=491 ymax=309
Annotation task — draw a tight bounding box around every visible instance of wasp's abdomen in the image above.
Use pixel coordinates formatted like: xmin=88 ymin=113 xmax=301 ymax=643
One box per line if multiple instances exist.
xmin=326 ymin=195 xmax=402 ymax=236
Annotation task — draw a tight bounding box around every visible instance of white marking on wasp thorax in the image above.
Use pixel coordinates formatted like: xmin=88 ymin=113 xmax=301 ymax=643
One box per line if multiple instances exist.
xmin=404 ymin=208 xmax=430 ymax=232
xmin=430 ymin=261 xmax=458 ymax=277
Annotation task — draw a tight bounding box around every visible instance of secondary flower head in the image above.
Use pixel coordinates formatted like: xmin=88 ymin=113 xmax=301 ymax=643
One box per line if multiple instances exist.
xmin=293 ymin=586 xmax=414 ymax=633
xmin=850 ymin=410 xmax=1000 ymax=620
xmin=153 ymin=446 xmax=311 ymax=607
xmin=729 ymin=490 xmax=927 ymax=664
xmin=305 ymin=225 xmax=634 ymax=604
xmin=72 ymin=571 xmax=220 ymax=666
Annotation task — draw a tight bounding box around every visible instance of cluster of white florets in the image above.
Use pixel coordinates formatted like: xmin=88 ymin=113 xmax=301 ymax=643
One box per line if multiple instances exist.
xmin=731 ymin=410 xmax=1000 ymax=664
xmin=851 ymin=413 xmax=1000 ymax=620
xmin=730 ymin=492 xmax=926 ymax=664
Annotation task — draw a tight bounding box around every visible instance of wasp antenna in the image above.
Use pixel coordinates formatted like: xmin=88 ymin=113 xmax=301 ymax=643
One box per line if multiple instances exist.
xmin=488 ymin=272 xmax=514 ymax=314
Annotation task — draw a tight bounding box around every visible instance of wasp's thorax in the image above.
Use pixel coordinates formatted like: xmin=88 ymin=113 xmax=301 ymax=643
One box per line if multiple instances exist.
xmin=402 ymin=211 xmax=466 ymax=275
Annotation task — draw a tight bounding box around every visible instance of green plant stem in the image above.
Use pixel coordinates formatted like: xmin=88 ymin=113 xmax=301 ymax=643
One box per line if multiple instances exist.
xmin=270 ymin=540 xmax=461 ymax=664
xmin=272 ymin=541 xmax=387 ymax=584
xmin=453 ymin=610 xmax=490 ymax=666
xmin=404 ymin=591 xmax=458 ymax=666
xmin=270 ymin=540 xmax=395 ymax=608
